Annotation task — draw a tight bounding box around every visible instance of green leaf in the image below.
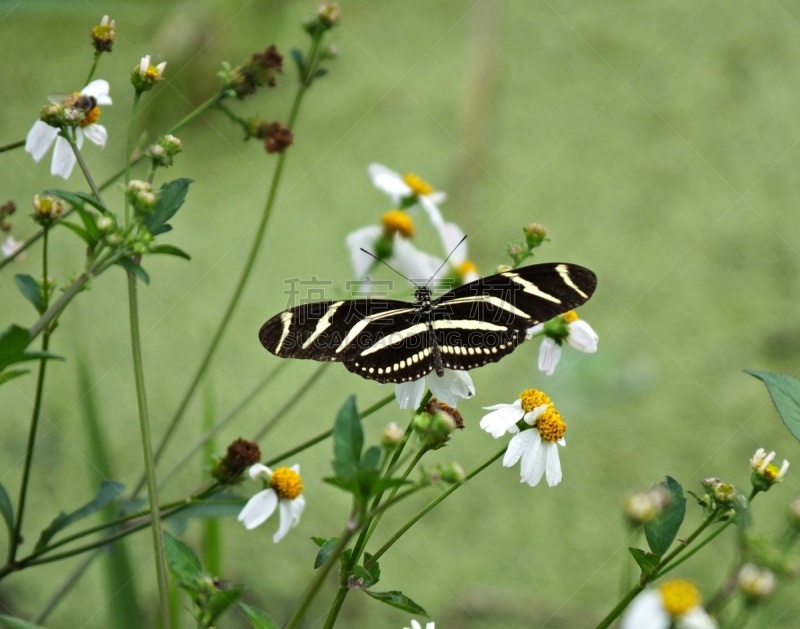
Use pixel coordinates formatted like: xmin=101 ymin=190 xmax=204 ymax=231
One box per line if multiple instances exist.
xmin=629 ymin=547 xmax=659 ymax=574
xmin=144 ymin=178 xmax=192 ymax=236
xmin=0 ymin=325 xmax=63 ymax=373
xmin=746 ymin=370 xmax=800 ymax=442
xmin=34 ymin=481 xmax=125 ymax=551
xmin=290 ymin=48 xmax=306 ymax=74
xmin=0 ymin=615 xmax=50 ymax=629
xmin=166 ymin=494 xmax=246 ymax=536
xmin=363 ymin=590 xmax=427 ymax=615
xmin=59 ymin=220 xmax=92 ymax=245
xmin=117 ymin=257 xmax=150 ymax=284
xmin=314 ymin=67 xmax=329 ymax=79
xmin=314 ymin=537 xmax=340 ymax=568
xmin=364 ymin=553 xmax=381 ymax=585
xmin=14 ymin=275 xmax=44 ymax=313
xmin=0 ymin=369 xmax=28 ymax=386
xmin=149 ymin=244 xmax=191 ymax=260
xmin=0 ymin=482 xmax=14 ymax=545
xmin=72 ymin=191 xmax=112 ymax=215
xmin=644 ymin=476 xmax=686 ymax=556
xmin=164 ymin=532 xmax=203 ymax=585
xmin=239 ymin=603 xmax=279 ymax=629
xmin=332 ymin=396 xmax=362 ymax=479
xmin=362 ymin=445 xmax=381 ymax=470
xmin=206 ymin=582 xmax=245 ymax=622
xmin=45 ymin=188 xmax=108 ymax=215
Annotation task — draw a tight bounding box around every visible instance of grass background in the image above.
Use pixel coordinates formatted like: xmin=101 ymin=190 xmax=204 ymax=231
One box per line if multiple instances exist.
xmin=1 ymin=0 xmax=800 ymax=627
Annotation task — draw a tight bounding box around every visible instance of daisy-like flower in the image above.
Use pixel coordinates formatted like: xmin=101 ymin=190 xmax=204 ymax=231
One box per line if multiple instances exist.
xmin=2 ymin=235 xmax=23 ymax=260
xmin=527 ymin=310 xmax=598 ymax=376
xmin=404 ymin=621 xmax=434 ymax=629
xmin=238 ymin=463 xmax=305 ymax=543
xmin=131 ymin=55 xmax=167 ymax=92
xmin=395 ymin=369 xmax=474 ymax=410
xmin=369 ymin=163 xmax=446 ymax=227
xmin=750 ymin=448 xmax=789 ymax=492
xmin=25 ymin=80 xmax=112 ymax=179
xmin=481 ymin=388 xmax=566 ymax=487
xmin=620 ymin=579 xmax=717 ymax=629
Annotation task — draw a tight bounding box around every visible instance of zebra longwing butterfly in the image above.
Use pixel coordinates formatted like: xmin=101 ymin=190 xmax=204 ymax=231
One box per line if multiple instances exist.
xmin=259 ymin=263 xmax=597 ymax=384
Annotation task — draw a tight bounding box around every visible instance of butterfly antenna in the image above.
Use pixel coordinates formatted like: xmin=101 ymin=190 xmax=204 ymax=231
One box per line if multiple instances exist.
xmin=425 ymin=234 xmax=467 ymax=288
xmin=358 ymin=248 xmax=418 ymax=286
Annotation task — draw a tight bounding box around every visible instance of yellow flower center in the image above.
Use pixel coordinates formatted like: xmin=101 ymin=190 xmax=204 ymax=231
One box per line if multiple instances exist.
xmin=764 ymin=463 xmax=782 ymax=482
xmin=80 ymin=107 xmax=100 ymax=128
xmin=519 ymin=388 xmax=551 ymax=413
xmin=270 ymin=466 xmax=303 ymax=500
xmin=456 ymin=260 xmax=478 ymax=280
xmin=144 ymin=65 xmax=161 ymax=81
xmin=563 ymin=310 xmax=579 ymax=324
xmin=403 ymin=172 xmax=433 ymax=196
xmin=536 ymin=407 xmax=566 ymax=442
xmin=381 ymin=209 xmax=414 ymax=238
xmin=659 ymin=579 xmax=701 ymax=617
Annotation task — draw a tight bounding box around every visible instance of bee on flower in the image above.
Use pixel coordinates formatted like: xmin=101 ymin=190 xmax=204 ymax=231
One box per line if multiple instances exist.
xmin=238 ymin=463 xmax=305 ymax=543
xmin=25 ymin=80 xmax=112 ymax=179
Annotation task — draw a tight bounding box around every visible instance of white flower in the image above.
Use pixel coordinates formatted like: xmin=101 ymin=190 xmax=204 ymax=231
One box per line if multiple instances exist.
xmin=2 ymin=235 xmax=23 ymax=260
xmin=137 ymin=55 xmax=167 ymax=80
xmin=435 ymin=221 xmax=479 ymax=284
xmin=404 ymin=621 xmax=434 ymax=629
xmin=25 ymin=80 xmax=112 ymax=179
xmin=368 ymin=163 xmax=446 ymax=227
xmin=528 ymin=312 xmax=598 ymax=376
xmin=750 ymin=447 xmax=789 ymax=489
xmin=481 ymin=389 xmax=566 ymax=487
xmin=395 ymin=369 xmax=474 ymax=410
xmin=238 ymin=464 xmax=305 ymax=543
xmin=621 ymin=580 xmax=717 ymax=629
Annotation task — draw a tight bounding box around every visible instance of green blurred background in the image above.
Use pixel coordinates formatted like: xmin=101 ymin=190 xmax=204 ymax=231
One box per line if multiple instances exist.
xmin=2 ymin=0 xmax=800 ymax=627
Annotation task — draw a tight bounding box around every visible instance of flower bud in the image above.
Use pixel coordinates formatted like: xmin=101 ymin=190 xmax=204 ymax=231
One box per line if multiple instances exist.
xmin=523 ymin=223 xmax=548 ymax=249
xmin=212 ymin=438 xmax=262 ymax=484
xmin=737 ymin=563 xmax=776 ymax=602
xmin=91 ymin=15 xmax=116 ymax=53
xmin=32 ymin=195 xmax=64 ymax=227
xmin=440 ymin=462 xmax=465 ymax=484
xmin=264 ymin=122 xmax=293 ymax=154
xmin=382 ymin=422 xmax=404 ymax=448
xmin=318 ymin=3 xmax=341 ymax=27
xmin=131 ymin=55 xmax=167 ymax=92
xmin=750 ymin=448 xmax=789 ymax=492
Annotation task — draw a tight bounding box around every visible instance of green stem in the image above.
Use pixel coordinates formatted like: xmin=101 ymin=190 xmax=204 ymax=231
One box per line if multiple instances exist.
xmin=124 ymin=91 xmax=142 ymax=225
xmin=85 ymin=52 xmax=101 ymax=87
xmin=265 ymin=393 xmax=395 ymax=466
xmin=657 ymin=519 xmax=732 ymax=576
xmin=285 ymin=506 xmax=364 ymax=629
xmin=0 ymin=139 xmax=25 ymax=153
xmin=126 ymin=272 xmax=171 ymax=628
xmin=69 ymin=134 xmax=104 ymax=205
xmin=137 ymin=73 xmax=315 ymax=496
xmin=365 ymin=446 xmax=505 ymax=569
xmin=9 ymin=229 xmax=51 ymax=563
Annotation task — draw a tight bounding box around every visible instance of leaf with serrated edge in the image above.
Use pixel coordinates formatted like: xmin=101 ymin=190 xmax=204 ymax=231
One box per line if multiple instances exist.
xmin=164 ymin=532 xmax=203 ymax=585
xmin=746 ymin=370 xmax=800 ymax=443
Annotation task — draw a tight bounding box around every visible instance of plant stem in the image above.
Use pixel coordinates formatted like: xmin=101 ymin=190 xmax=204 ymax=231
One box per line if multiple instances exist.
xmin=126 ymin=272 xmax=171 ymax=628
xmin=70 ymin=135 xmax=104 ymax=205
xmin=9 ymin=229 xmax=51 ymax=563
xmin=124 ymin=91 xmax=142 ymax=226
xmin=0 ymin=139 xmax=24 ymax=153
xmin=139 ymin=69 xmax=316 ymax=496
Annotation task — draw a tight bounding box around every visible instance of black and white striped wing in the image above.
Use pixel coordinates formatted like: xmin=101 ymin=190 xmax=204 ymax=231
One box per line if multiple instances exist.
xmin=430 ymin=262 xmax=597 ymax=371
xmin=259 ymin=299 xmax=439 ymax=382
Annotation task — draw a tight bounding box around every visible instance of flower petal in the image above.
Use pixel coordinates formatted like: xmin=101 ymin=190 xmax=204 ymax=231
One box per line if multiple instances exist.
xmin=395 ymin=379 xmax=427 ymax=410
xmin=537 ymin=338 xmax=561 ymax=376
xmin=418 ymin=194 xmax=445 ymax=227
xmin=83 ymin=79 xmax=112 ymax=105
xmin=25 ymin=121 xmax=59 ymax=162
xmin=676 ymin=607 xmax=718 ymax=629
xmin=238 ymin=489 xmax=278 ymax=530
xmin=543 ymin=442 xmax=563 ymax=487
xmin=503 ymin=431 xmax=532 ymax=467
xmin=392 ymin=236 xmax=444 ymax=283
xmin=519 ymin=431 xmax=546 ymax=486
xmin=567 ymin=320 xmax=599 ymax=353
xmin=436 ymin=222 xmax=466 ymax=263
xmin=289 ymin=495 xmax=306 ymax=527
xmin=345 ymin=225 xmax=381 ymax=277
xmin=427 ymin=370 xmax=474 ymax=407
xmin=273 ymin=498 xmax=294 ymax=543
xmin=480 ymin=401 xmax=523 ymax=438
xmin=82 ymin=123 xmax=107 ymax=147
xmin=248 ymin=463 xmax=272 ymax=480
xmin=368 ymin=163 xmax=410 ymax=199
xmin=51 ymin=136 xmax=77 ymax=178
xmin=620 ymin=590 xmax=670 ymax=629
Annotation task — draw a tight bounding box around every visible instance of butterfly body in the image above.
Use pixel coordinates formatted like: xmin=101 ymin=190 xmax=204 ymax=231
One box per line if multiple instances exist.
xmin=259 ymin=263 xmax=597 ymax=384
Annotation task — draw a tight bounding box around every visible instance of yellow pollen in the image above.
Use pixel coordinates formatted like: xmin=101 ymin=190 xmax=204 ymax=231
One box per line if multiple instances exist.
xmin=456 ymin=260 xmax=478 ymax=279
xmin=658 ymin=579 xmax=701 ymax=617
xmin=403 ymin=172 xmax=433 ymax=196
xmin=563 ymin=310 xmax=579 ymax=324
xmin=764 ymin=463 xmax=781 ymax=481
xmin=536 ymin=407 xmax=566 ymax=442
xmin=381 ymin=209 xmax=414 ymax=238
xmin=80 ymin=107 xmax=100 ymax=128
xmin=519 ymin=388 xmax=551 ymax=413
xmin=144 ymin=66 xmax=160 ymax=81
xmin=270 ymin=466 xmax=303 ymax=500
